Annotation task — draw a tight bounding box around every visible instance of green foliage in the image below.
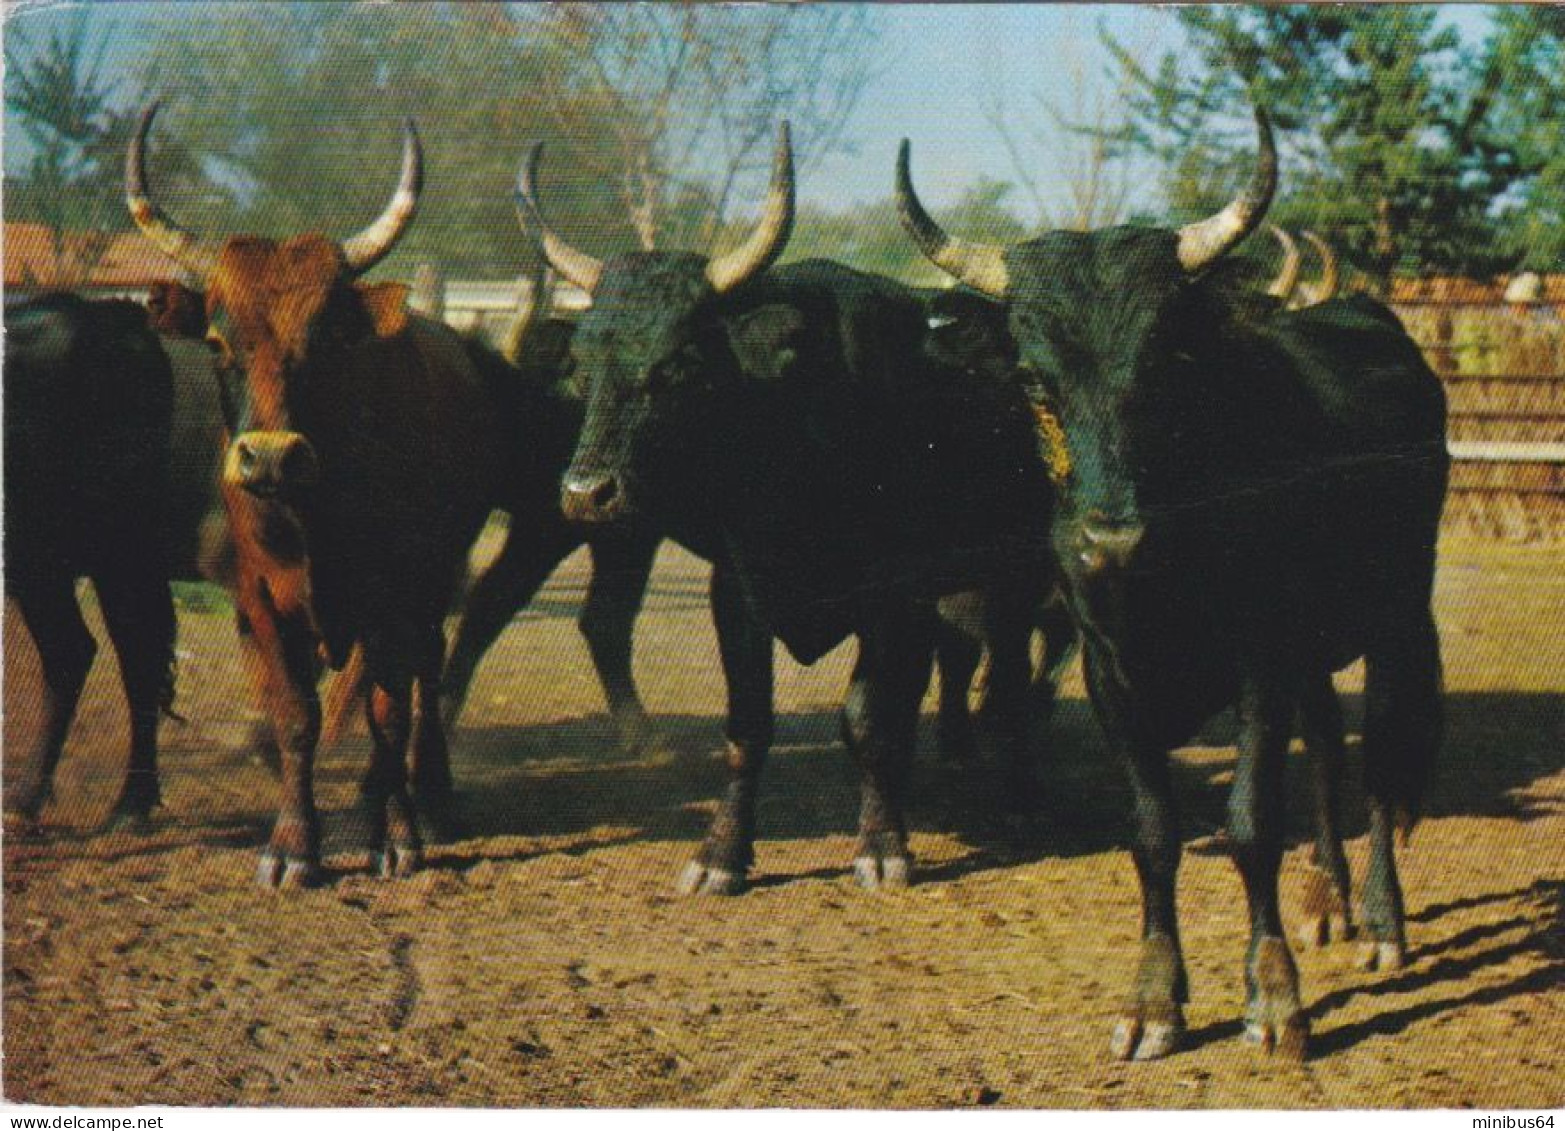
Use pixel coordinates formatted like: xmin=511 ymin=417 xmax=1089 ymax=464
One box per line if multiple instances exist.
xmin=134 ymin=3 xmax=638 ymax=278
xmin=9 ymin=2 xmax=880 ymax=281
xmin=784 ymin=179 xmax=1030 ymax=286
xmin=1103 ymin=6 xmax=1536 ymax=286
xmin=1485 ymin=7 xmax=1565 ymax=270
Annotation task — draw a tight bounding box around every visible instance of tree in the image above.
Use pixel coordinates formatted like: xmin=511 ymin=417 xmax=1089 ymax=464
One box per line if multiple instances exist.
xmin=1485 ymin=7 xmax=1565 ymax=271
xmin=517 ymin=3 xmax=883 ymax=253
xmin=136 ymin=2 xmax=639 ymax=278
xmin=5 ymin=10 xmax=210 ymax=284
xmin=980 ymin=9 xmax=1156 ymax=231
xmin=785 ymin=179 xmax=1030 ymax=287
xmin=1102 ymin=7 xmax=1524 ymax=288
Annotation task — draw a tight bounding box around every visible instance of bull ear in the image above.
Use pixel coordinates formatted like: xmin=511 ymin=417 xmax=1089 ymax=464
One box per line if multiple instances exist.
xmin=924 ymin=290 xmax=1016 ymax=375
xmin=147 ymin=280 xmax=209 ymax=339
xmin=725 ymin=303 xmax=806 ymax=383
xmin=358 ymin=282 xmax=411 ymax=338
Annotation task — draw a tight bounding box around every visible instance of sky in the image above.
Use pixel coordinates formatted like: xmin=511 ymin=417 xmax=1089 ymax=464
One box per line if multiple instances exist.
xmin=3 ymin=2 xmax=1499 ymax=224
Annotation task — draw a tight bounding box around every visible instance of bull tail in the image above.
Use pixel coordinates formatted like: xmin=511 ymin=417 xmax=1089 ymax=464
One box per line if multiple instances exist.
xmin=159 ymin=650 xmax=188 ymax=723
xmin=1362 ymin=612 xmax=1442 ymax=834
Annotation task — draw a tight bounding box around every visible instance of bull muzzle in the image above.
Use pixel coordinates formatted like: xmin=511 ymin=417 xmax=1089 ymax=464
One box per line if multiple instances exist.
xmin=1066 ymin=516 xmax=1145 ymax=580
xmin=226 ymin=431 xmax=319 ymax=499
xmin=561 ymin=471 xmax=626 ymax=524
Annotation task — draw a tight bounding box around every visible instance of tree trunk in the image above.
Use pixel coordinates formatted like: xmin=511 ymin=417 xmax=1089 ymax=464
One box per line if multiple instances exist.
xmin=1368 ymin=196 xmax=1397 ymax=298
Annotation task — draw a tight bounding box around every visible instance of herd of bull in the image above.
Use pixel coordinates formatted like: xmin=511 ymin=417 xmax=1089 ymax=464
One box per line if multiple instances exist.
xmin=3 ymin=102 xmax=1449 ymax=1064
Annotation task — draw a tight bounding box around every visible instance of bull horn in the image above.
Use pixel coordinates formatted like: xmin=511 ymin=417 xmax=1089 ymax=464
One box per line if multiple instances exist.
xmin=895 ymin=139 xmax=1009 ymax=298
xmin=514 ymin=143 xmax=603 ymax=295
xmin=1176 ymin=106 xmax=1277 ymax=273
xmin=1265 ymin=225 xmax=1300 ymax=302
xmin=1302 ymin=231 xmax=1339 ymax=303
xmin=706 ymin=122 xmax=795 ymax=293
xmin=340 ymin=119 xmax=423 ymax=275
xmin=125 ymin=102 xmax=220 ymax=279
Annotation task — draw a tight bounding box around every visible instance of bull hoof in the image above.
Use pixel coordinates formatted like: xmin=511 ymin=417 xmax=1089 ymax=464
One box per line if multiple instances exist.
xmin=613 ymin=711 xmax=657 ymax=759
xmin=1244 ymin=1016 xmax=1310 ymax=1060
xmin=375 ymin=842 xmax=423 ymax=879
xmin=256 ymin=851 xmax=321 ymax=890
xmin=5 ymin=784 xmax=51 ymax=825
xmin=1109 ymin=1010 xmax=1186 ymax=1061
xmin=1296 ymin=868 xmax=1354 ymax=949
xmin=1245 ymin=937 xmax=1309 ymax=1060
xmin=852 ymin=853 xmax=912 ymax=891
xmin=676 ymin=860 xmax=747 ymax=896
xmin=1356 ymin=940 xmax=1406 ymax=972
xmin=3 ymin=807 xmax=45 ymax=838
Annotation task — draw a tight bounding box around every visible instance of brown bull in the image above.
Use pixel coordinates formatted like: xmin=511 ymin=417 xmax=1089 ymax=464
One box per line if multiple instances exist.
xmin=127 ymin=103 xmax=503 ymax=886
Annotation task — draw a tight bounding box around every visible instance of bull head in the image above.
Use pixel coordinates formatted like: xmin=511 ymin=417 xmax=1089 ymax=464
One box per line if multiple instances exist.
xmin=125 ymin=102 xmax=422 ymax=504
xmin=893 ymin=107 xmax=1278 ymax=583
xmin=512 ymin=123 xmax=796 ymax=523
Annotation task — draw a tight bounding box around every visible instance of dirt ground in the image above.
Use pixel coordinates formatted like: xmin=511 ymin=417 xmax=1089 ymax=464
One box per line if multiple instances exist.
xmin=4 ymin=534 xmax=1562 ymax=1109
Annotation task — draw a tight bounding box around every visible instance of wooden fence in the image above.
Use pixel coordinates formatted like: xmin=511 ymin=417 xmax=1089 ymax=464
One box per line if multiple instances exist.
xmin=1394 ymin=300 xmax=1565 ymax=543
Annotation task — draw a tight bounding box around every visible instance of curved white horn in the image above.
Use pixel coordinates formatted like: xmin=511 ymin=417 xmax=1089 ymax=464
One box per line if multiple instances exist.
xmin=1176 ymin=107 xmax=1277 ymax=273
xmin=514 ymin=143 xmax=604 ymax=294
xmin=1266 ymin=225 xmax=1301 ymax=302
xmin=706 ymin=122 xmax=795 ymax=294
xmin=1301 ymin=230 xmax=1339 ymax=303
xmin=895 ymin=139 xmax=1008 ymax=297
xmin=340 ymin=119 xmax=423 ymax=275
xmin=125 ymin=102 xmax=220 ymax=279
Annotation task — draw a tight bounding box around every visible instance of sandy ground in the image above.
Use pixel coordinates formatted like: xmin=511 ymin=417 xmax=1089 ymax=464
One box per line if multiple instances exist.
xmin=3 ymin=535 xmax=1562 ymax=1108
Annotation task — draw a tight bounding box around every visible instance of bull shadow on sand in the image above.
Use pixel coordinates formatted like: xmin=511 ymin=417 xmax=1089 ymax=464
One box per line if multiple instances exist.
xmin=409 ymin=686 xmax=1563 ymax=876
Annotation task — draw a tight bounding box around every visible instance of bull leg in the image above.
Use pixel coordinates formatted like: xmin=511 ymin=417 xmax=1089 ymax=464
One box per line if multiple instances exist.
xmin=93 ymin=560 xmax=176 ymax=830
xmin=1086 ymin=647 xmax=1188 ymax=1062
xmin=1295 ymin=672 xmax=1355 ymax=949
xmin=932 ymin=598 xmax=982 ymax=763
xmin=360 ymin=634 xmax=421 ymax=878
xmin=678 ymin=562 xmax=772 ymax=896
xmin=253 ymin=601 xmax=324 ymax=888
xmin=580 ymin=532 xmax=659 ymax=756
xmin=843 ymin=605 xmax=932 ymax=891
xmin=1229 ymin=672 xmax=1308 ymax=1059
xmin=441 ymin=522 xmax=573 ymax=732
xmin=410 ymin=621 xmax=464 ymax=841
xmin=318 ymin=643 xmax=367 ymax=753
xmin=981 ymin=586 xmax=1037 ymax=810
xmin=1358 ymin=609 xmax=1441 ymax=972
xmin=235 ymin=611 xmax=281 ymax=770
xmin=5 ymin=580 xmax=96 ymax=823
xmin=1032 ymin=591 xmax=1079 ymax=727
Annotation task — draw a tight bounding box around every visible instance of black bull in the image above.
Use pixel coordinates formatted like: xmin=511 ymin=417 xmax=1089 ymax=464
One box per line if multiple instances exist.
xmin=898 ymin=109 xmax=1448 ymax=1061
xmin=543 ymin=237 xmax=1058 ymax=892
xmin=3 ymin=293 xmax=180 ymax=828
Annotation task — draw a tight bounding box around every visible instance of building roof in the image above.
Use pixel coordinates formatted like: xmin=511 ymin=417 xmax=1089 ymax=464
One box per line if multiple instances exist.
xmin=4 ymin=222 xmax=188 ymax=289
